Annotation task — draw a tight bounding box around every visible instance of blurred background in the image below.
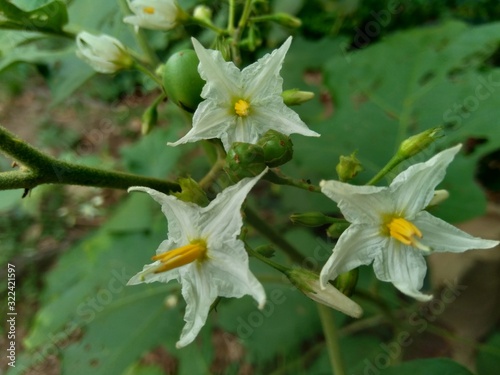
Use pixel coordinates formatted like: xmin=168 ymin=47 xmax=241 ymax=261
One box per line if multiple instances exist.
xmin=1 ymin=0 xmax=500 ymax=374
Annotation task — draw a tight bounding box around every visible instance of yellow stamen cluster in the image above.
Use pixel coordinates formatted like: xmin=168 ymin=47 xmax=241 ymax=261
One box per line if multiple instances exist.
xmin=152 ymin=240 xmax=207 ymax=273
xmin=234 ymin=99 xmax=250 ymax=117
xmin=387 ymin=217 xmax=430 ymax=251
xmin=143 ymin=6 xmax=155 ymax=14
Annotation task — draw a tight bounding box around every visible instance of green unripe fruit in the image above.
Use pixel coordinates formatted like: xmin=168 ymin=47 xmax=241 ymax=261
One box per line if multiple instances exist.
xmin=257 ymin=130 xmax=293 ymax=167
xmin=163 ymin=50 xmax=205 ymax=113
xmin=225 ymin=142 xmax=267 ymax=182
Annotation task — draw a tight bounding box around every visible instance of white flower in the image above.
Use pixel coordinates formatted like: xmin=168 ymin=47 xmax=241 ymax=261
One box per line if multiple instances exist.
xmin=127 ymin=170 xmax=267 ymax=348
xmin=319 ymin=145 xmax=499 ymax=301
xmin=76 ymin=32 xmax=132 ymax=74
xmin=168 ymin=37 xmax=320 ymax=152
xmin=124 ymin=0 xmax=179 ymax=31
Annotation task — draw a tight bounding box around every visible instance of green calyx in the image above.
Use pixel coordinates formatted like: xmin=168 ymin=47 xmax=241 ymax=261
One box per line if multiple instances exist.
xmin=257 ymin=130 xmax=293 ymax=168
xmin=225 ymin=142 xmax=267 ymax=182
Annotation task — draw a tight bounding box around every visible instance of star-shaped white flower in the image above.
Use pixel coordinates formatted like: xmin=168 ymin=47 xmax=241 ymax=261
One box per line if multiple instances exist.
xmin=168 ymin=37 xmax=320 ymax=151
xmin=319 ymin=144 xmax=499 ymax=301
xmin=127 ymin=170 xmax=267 ymax=348
xmin=124 ymin=0 xmax=179 ymax=31
xmin=76 ymin=32 xmax=132 ymax=74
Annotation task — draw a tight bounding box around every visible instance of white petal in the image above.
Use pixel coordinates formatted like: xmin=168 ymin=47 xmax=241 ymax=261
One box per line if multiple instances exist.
xmin=128 ymin=186 xmax=200 ymax=240
xmin=242 ymin=37 xmax=292 ymax=99
xmin=320 ymin=180 xmax=392 ymax=224
xmin=223 ymin=116 xmax=261 ymax=149
xmin=249 ymin=102 xmax=320 ymax=139
xmin=373 ymin=240 xmax=432 ymax=301
xmin=176 ymin=265 xmax=217 ymax=348
xmin=127 ymin=258 xmax=180 ymax=285
xmin=320 ymin=224 xmax=385 ymax=288
xmin=390 ymin=144 xmax=462 ymax=217
xmin=206 ymin=250 xmax=266 ymax=308
xmin=413 ymin=211 xmax=500 ymax=253
xmin=192 ymin=38 xmax=240 ymax=102
xmin=200 ymin=169 xmax=268 ymax=238
xmin=168 ymin=103 xmax=233 ymax=148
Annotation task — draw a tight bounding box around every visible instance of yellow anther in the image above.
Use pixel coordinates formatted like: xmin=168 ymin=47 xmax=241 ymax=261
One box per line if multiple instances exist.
xmin=387 ymin=217 xmax=430 ymax=251
xmin=152 ymin=240 xmax=207 ymax=273
xmin=234 ymin=99 xmax=250 ymax=117
xmin=143 ymin=6 xmax=155 ymax=14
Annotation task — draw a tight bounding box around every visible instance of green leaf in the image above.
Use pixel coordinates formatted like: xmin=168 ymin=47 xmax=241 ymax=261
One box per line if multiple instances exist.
xmin=0 ymin=1 xmax=69 ymax=34
xmin=379 ymin=358 xmax=473 ymax=375
xmin=295 ymin=21 xmax=500 ymax=222
xmin=121 ymin=120 xmax=184 ymax=179
xmin=476 ymin=332 xmax=500 ymax=375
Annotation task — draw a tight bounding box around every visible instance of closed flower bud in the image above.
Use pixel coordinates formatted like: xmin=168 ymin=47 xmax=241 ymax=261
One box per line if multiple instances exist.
xmin=163 ymin=50 xmax=205 ymax=113
xmin=427 ymin=189 xmax=449 ymax=207
xmin=225 ymin=142 xmax=267 ymax=182
xmin=257 ymin=130 xmax=293 ymax=168
xmin=286 ymin=268 xmax=362 ymax=318
xmin=282 ymin=89 xmax=314 ymax=106
xmin=326 ymin=222 xmax=350 ymax=239
xmin=76 ymin=32 xmax=132 ymax=74
xmin=398 ymin=127 xmax=443 ymax=160
xmin=141 ymin=103 xmax=158 ymax=135
xmin=271 ymin=13 xmax=302 ymax=28
xmin=254 ymin=244 xmax=275 ymax=258
xmin=336 ymin=151 xmax=363 ymax=182
xmin=290 ymin=212 xmax=333 ymax=227
xmin=193 ymin=5 xmax=212 ymax=23
xmin=173 ymin=177 xmax=210 ymax=207
xmin=333 ymin=269 xmax=358 ymax=297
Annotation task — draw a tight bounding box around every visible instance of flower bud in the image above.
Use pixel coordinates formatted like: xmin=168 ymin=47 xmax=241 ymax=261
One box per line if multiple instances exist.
xmin=269 ymin=13 xmax=302 ymax=28
xmin=336 ymin=151 xmax=363 ymax=182
xmin=427 ymin=189 xmax=449 ymax=207
xmin=124 ymin=0 xmax=185 ymax=31
xmin=282 ymin=89 xmax=314 ymax=106
xmin=254 ymin=244 xmax=275 ymax=258
xmin=257 ymin=130 xmax=293 ymax=168
xmin=225 ymin=142 xmax=267 ymax=182
xmin=326 ymin=222 xmax=350 ymax=239
xmin=333 ymin=269 xmax=358 ymax=297
xmin=163 ymin=50 xmax=205 ymax=113
xmin=286 ymin=268 xmax=362 ymax=318
xmin=141 ymin=102 xmax=158 ymax=135
xmin=193 ymin=5 xmax=212 ymax=24
xmin=76 ymin=32 xmax=133 ymax=74
xmin=173 ymin=177 xmax=210 ymax=207
xmin=398 ymin=127 xmax=443 ymax=160
xmin=290 ymin=212 xmax=333 ymax=227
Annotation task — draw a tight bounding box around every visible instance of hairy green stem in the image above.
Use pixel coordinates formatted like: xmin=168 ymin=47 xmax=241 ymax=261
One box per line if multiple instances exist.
xmin=244 ymin=206 xmax=306 ymax=265
xmin=317 ymin=304 xmax=346 ymax=375
xmin=0 ymin=125 xmax=179 ymax=194
xmin=245 ymin=242 xmax=288 ymax=273
xmin=366 ymin=154 xmax=402 ymax=185
xmin=265 ymin=169 xmax=321 ymax=193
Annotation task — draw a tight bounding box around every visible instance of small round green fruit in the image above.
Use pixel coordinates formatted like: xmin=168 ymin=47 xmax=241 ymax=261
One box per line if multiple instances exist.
xmin=163 ymin=50 xmax=205 ymax=113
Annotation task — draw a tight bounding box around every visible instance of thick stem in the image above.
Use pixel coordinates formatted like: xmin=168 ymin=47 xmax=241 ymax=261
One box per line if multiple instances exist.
xmin=317 ymin=304 xmax=346 ymax=375
xmin=0 ymin=125 xmax=179 ymax=194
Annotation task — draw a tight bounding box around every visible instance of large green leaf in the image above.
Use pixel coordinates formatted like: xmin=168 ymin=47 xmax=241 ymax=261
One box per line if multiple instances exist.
xmin=288 ymin=21 xmax=500 ymax=222
xmin=0 ymin=1 xmax=68 ymax=34
xmin=476 ymin=332 xmax=500 ymax=375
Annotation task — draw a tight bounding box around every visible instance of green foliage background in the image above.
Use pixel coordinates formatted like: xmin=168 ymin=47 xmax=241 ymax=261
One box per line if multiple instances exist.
xmin=1 ymin=0 xmax=500 ymax=374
